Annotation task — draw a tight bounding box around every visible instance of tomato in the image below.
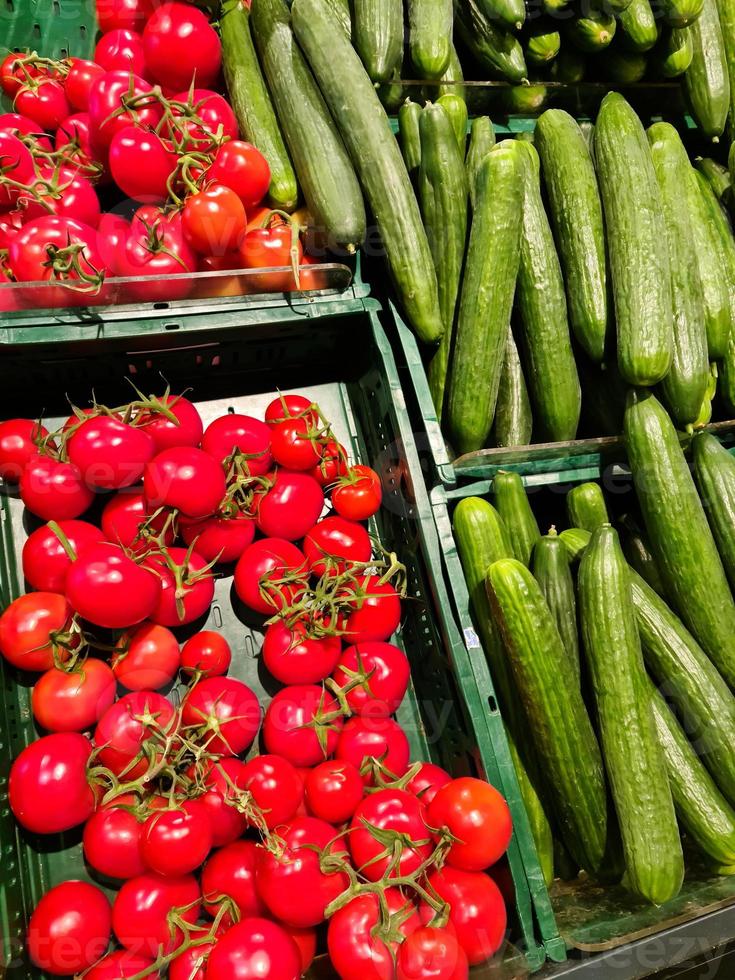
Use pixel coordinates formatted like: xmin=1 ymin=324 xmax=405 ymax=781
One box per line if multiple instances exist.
xmin=180 ymin=631 xmax=231 ymax=678
xmin=332 ymin=465 xmax=383 ymax=521
xmin=304 ymin=760 xmax=363 ymax=824
xmin=0 ymin=210 xmax=24 ymax=254
xmin=269 ymin=418 xmax=322 ymax=471
xmin=239 ymin=754 xmax=303 ymax=830
xmin=135 ymin=394 xmax=204 ymax=452
xmin=255 ymin=470 xmax=324 ymax=541
xmin=262 ymin=619 xmax=341 ymax=685
xmin=64 ymin=58 xmax=105 ymax=111
xmin=101 ymin=490 xmax=175 ymax=553
xmin=0 ymin=592 xmax=74 ymax=672
xmin=143 ymin=3 xmax=221 ymax=92
xmin=397 ymin=927 xmax=469 ymax=980
xmin=83 ymin=803 xmax=147 ymax=879
xmin=336 ymin=716 xmax=410 ymax=784
xmin=32 ymin=659 xmax=116 ymax=732
xmin=285 ymin=927 xmax=317 ymax=973
xmin=95 ymin=28 xmax=147 ymax=75
xmin=205 ymin=918 xmax=301 ymax=980
xmin=183 ymin=183 xmax=247 ymax=257
xmin=55 ymin=115 xmax=108 ymax=180
xmin=0 ymin=112 xmax=51 ymax=149
xmin=256 ymin=816 xmax=349 ymax=928
xmin=240 ymin=217 xmax=303 ymax=291
xmin=233 ymin=538 xmax=308 ymax=615
xmin=141 ymin=799 xmax=213 ymax=876
xmin=196 ymin=756 xmax=248 ymax=847
xmin=408 ymin=763 xmax=453 ymax=807
xmin=0 ymin=132 xmax=35 ymax=209
xmin=18 ymin=455 xmax=93 ymax=521
xmin=0 ymin=53 xmax=26 ymax=97
xmin=427 ymin=777 xmax=512 ymax=872
xmin=201 ymin=839 xmax=265 ymax=923
xmin=144 ymin=447 xmax=226 ymax=520
xmin=263 ymin=684 xmax=344 ymax=767
xmin=94 ymin=691 xmax=176 ymax=778
xmin=169 ymin=90 xmax=238 ymax=148
xmin=116 ymin=208 xmax=197 ymax=302
xmin=28 ymin=880 xmax=112 ymax=975
xmin=169 ymin=944 xmax=213 ymax=980
xmin=340 ymin=575 xmax=402 ymax=643
xmin=0 ymin=418 xmax=47 ymax=482
xmin=327 ymin=889 xmax=421 ymax=980
xmin=19 ymin=163 xmax=102 ymax=229
xmin=350 ymin=789 xmax=432 ymax=881
xmin=180 ymin=511 xmax=256 ymax=564
xmin=96 ymin=211 xmax=130 ymax=270
xmin=143 ymin=546 xmax=215 ymax=627
xmin=208 ymin=141 xmax=270 ymax=209
xmin=84 ymin=950 xmax=159 ymax=979
xmin=181 ymin=676 xmax=260 ymax=755
xmin=15 ymin=78 xmax=70 ymax=130
xmin=310 ymin=439 xmax=349 ymax=486
xmin=109 ymin=125 xmax=177 ymax=202
xmin=112 ymin=622 xmax=180 ymax=690
xmin=304 ymin=516 xmax=372 ymax=577
xmin=66 ymin=542 xmax=160 ymax=629
xmin=87 ymin=70 xmax=162 ymax=148
xmin=9 ymin=732 xmax=95 ymax=834
xmin=23 ymin=519 xmax=103 ymax=594
xmin=96 ymin=0 xmax=152 ymax=32
xmin=112 ymin=872 xmax=201 ymax=957
xmin=424 ymin=868 xmax=507 ymax=965
xmin=201 ymin=414 xmax=272 ymax=473
xmin=332 ymin=641 xmax=410 ymax=717
xmin=68 ymin=415 xmax=155 ymax=490
xmin=265 ymin=394 xmax=319 ymax=427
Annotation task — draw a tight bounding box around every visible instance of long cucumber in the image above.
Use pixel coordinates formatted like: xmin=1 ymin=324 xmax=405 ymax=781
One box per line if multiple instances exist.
xmin=714 ymin=0 xmax=735 ymax=134
xmin=567 ymin=483 xmax=609 ymax=532
xmin=619 ymin=513 xmax=669 ymax=599
xmin=493 ymin=471 xmax=540 ymax=567
xmin=684 ymin=0 xmax=730 ymax=140
xmin=692 ymin=432 xmax=735 ymax=592
xmin=408 ymin=0 xmax=453 ymax=78
xmin=466 ymin=117 xmax=496 ymax=210
xmin=455 ymin=0 xmax=528 ymax=83
xmin=618 ymin=0 xmax=658 ymax=51
xmin=532 ymin=530 xmax=581 ymax=683
xmin=493 ymin=326 xmax=533 ymax=448
xmin=399 ymin=100 xmax=423 ymax=186
xmin=506 ymin=723 xmax=555 ymax=888
xmin=352 ymin=0 xmax=403 ymax=82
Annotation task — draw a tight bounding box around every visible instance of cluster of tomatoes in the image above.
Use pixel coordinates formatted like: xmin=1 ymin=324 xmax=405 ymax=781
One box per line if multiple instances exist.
xmin=0 ymin=389 xmax=514 ymax=979
xmin=0 ymin=0 xmax=316 ymax=312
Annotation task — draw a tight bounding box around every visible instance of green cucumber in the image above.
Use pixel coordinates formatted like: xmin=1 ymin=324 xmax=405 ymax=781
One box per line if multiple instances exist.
xmin=408 ymin=0 xmax=453 ymax=78
xmin=567 ymin=483 xmax=610 ymax=532
xmin=515 ymin=140 xmax=581 ymax=442
xmin=543 ymin=0 xmax=571 ymax=13
xmin=399 ymin=100 xmax=423 ymax=186
xmin=560 ymin=527 xmax=592 ymax=562
xmin=618 ymin=0 xmax=659 ymax=52
xmin=525 ymin=24 xmax=562 ymax=65
xmin=251 ymin=0 xmax=365 ymax=251
xmin=220 ymin=0 xmax=298 ymax=211
xmin=466 ymin=116 xmax=496 ymax=210
xmin=684 ymin=0 xmax=730 ymax=140
xmin=475 ymin=0 xmax=526 ymax=31
xmin=696 ymin=156 xmax=732 ymax=201
xmin=720 ymin=333 xmax=735 ymax=415
xmin=660 ymin=0 xmax=704 ymax=24
xmin=624 ymin=389 xmax=735 ymax=689
xmin=352 ymin=0 xmax=403 ymax=82
xmin=536 ymin=109 xmax=609 ymax=363
xmin=293 ymin=0 xmax=444 ymax=345
xmin=619 ymin=513 xmax=668 ymax=599
xmin=493 ymin=471 xmax=540 ymax=567
xmin=652 ymin=28 xmax=694 ymax=76
xmin=695 ymin=171 xmax=735 ymax=341
xmin=437 ymin=94 xmax=469 ymax=154
xmin=486 ymin=558 xmax=615 ymax=877
xmin=594 ymin=93 xmax=673 ymax=386
xmin=501 ymin=83 xmax=549 ymax=115
xmin=323 ymin=0 xmax=352 ymax=37
xmin=377 ymin=68 xmax=405 ymax=113
xmin=647 ymin=122 xmax=708 ymax=426
xmin=715 ymin=0 xmax=735 ymax=138
xmin=567 ymin=10 xmax=617 ymax=52
xmin=506 ymin=724 xmax=555 ymax=888
xmin=455 ymin=0 xmax=529 ymax=83
xmin=419 ymin=103 xmax=470 ymax=424
xmin=551 ymin=47 xmax=587 ymax=82
xmin=446 ymin=142 xmax=524 ymax=455
xmin=493 ymin=326 xmax=534 ymax=448
xmin=598 ymin=48 xmax=648 ymax=81
xmin=692 ymin=432 xmax=735 ymax=591
xmin=578 ymin=526 xmax=683 ymax=906
xmin=532 ymin=530 xmax=581 ymax=682
xmin=436 ymin=43 xmax=466 ymax=100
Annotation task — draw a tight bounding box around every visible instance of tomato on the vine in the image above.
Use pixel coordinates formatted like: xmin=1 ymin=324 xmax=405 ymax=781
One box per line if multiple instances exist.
xmin=66 ymin=542 xmax=160 ymax=629
xmin=269 ymin=417 xmax=322 ymax=471
xmin=208 ymin=141 xmax=270 ymax=209
xmin=0 ymin=132 xmax=35 ymax=208
xmin=204 ymin=918 xmax=301 ymax=980
xmin=234 ymin=538 xmax=308 ymax=615
xmin=109 ymin=126 xmax=177 ymax=203
xmin=95 ymin=28 xmax=147 ymax=75
xmin=101 ymin=491 xmax=175 ymax=553
xmin=397 ymin=926 xmax=469 ymax=980
xmin=115 ymin=208 xmax=197 ymax=302
xmin=201 ymin=413 xmax=272 ymax=473
xmin=336 ymin=715 xmax=410 ymax=784
xmin=67 ymin=415 xmax=156 ymax=490
xmin=169 ymin=89 xmax=238 ymax=147
xmin=144 ymin=447 xmax=226 ymax=520
xmin=143 ymin=547 xmax=215 ymax=627
xmin=0 ymin=592 xmax=75 ymax=672
xmin=304 ymin=516 xmax=372 ymax=577
xmin=112 ymin=622 xmax=180 ymax=691
xmin=262 ymin=619 xmax=341 ymax=685
xmin=339 ymin=574 xmax=402 ymax=643
xmin=182 ymin=189 xmax=245 ymax=255
xmin=265 ymin=394 xmax=318 ymax=427
xmin=327 ymin=889 xmax=421 ymax=980
xmin=238 ymin=753 xmax=303 ymax=830
xmin=15 ymin=78 xmax=70 ymax=131
xmin=96 ymin=0 xmax=152 ymax=32
xmin=332 ymin=465 xmax=383 ymax=521
xmin=83 ymin=803 xmax=148 ymax=880
xmin=87 ymin=70 xmax=162 ymax=147
xmin=142 ymin=3 xmax=221 ymax=92
xmin=32 ymin=659 xmax=116 ymax=732
xmin=424 ymin=868 xmax=507 ymax=965
xmin=240 ymin=215 xmax=303 ymax=291
xmin=64 ymin=58 xmax=105 ymax=111
xmin=332 ymin=641 xmax=410 ymax=717
xmin=135 ymin=395 xmax=204 ymax=452
xmin=19 ymin=454 xmax=95 ymax=521
xmin=304 ymin=760 xmax=364 ymax=825
xmin=141 ymin=798 xmax=213 ymax=876
xmin=202 ymin=840 xmax=265 ymax=923
xmin=196 ymin=756 xmax=248 ymax=847
xmin=407 ymin=763 xmax=453 ymax=807
xmin=22 ymin=519 xmax=104 ymax=593
xmin=180 ymin=511 xmax=256 ymax=565
xmin=286 ymin=927 xmax=317 ymax=974
xmin=83 ymin=950 xmax=159 ymax=979
xmin=94 ymin=690 xmax=177 ymax=778
xmin=310 ymin=439 xmax=349 ymax=486
xmin=427 ymin=777 xmax=513 ymax=872
xmin=263 ymin=684 xmax=344 ymax=767
xmin=181 ymin=676 xmax=260 ymax=756
xmin=111 ymin=871 xmax=201 ymax=957
xmin=180 ymin=631 xmax=232 ymax=678
xmin=0 ymin=418 xmax=47 ymax=482
xmin=27 ymin=880 xmax=112 ymax=975
xmin=350 ymin=789 xmax=433 ymax=881
xmin=254 ymin=470 xmax=324 ymax=541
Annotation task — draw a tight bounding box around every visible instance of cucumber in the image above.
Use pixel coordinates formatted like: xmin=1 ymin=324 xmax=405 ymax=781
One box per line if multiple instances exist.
xmin=501 ymin=83 xmax=549 ymax=116
xmin=715 ymin=0 xmax=735 ymax=138
xmin=419 ymin=103 xmax=470 ymax=424
xmin=323 ymin=0 xmax=352 ymax=37
xmin=567 ymin=483 xmax=610 ymax=532
xmin=660 ymin=0 xmax=704 ymax=26
xmin=408 ymin=0 xmax=453 ymax=78
xmin=619 ymin=513 xmax=669 ymax=599
xmin=436 ymin=43 xmax=466 ymax=100
xmin=292 ymin=0 xmax=444 ymax=345
xmin=399 ymin=100 xmax=423 ymax=186
xmin=692 ymin=432 xmax=735 ymax=592
xmin=684 ymin=0 xmax=730 ymax=140
xmin=506 ymin=723 xmax=555 ymax=888
xmin=624 ymin=389 xmax=735 ymax=690
xmin=618 ymin=0 xmax=658 ymax=52
xmin=567 ymin=10 xmax=617 ymax=52
xmin=578 ymin=526 xmax=683 ymax=906
xmin=544 ymin=0 xmax=572 ymax=12
xmin=652 ymin=28 xmax=694 ymax=76
xmin=696 ymin=156 xmax=732 ymax=202
xmin=560 ymin=527 xmax=592 ymax=562
xmin=475 ymin=0 xmax=526 ymax=31
xmin=532 ymin=529 xmax=581 ymax=683
xmin=551 ymin=46 xmax=587 ymax=82
xmin=446 ymin=142 xmax=524 ymax=455
xmin=455 ymin=0 xmax=529 ymax=83
xmin=515 ymin=141 xmax=582 ymax=442
xmin=647 ymin=123 xmax=708 ymax=426
xmin=352 ymin=0 xmax=403 ymax=82
xmin=494 ymin=471 xmax=540 ymax=567
xmin=493 ymin=326 xmax=534 ymax=448
xmin=251 ymin=0 xmax=365 ymax=251
xmin=220 ymin=0 xmax=298 ymax=211
xmin=466 ymin=116 xmax=496 ymax=210
xmin=437 ymin=94 xmax=469 ymax=154
xmin=486 ymin=558 xmax=615 ymax=877
xmin=536 ymin=109 xmax=609 ymax=363
xmin=594 ymin=93 xmax=673 ymax=386
xmin=694 ymin=171 xmax=735 ymax=340
xmin=597 ymin=48 xmax=648 ymax=81
xmin=720 ymin=333 xmax=735 ymax=415
xmin=377 ymin=68 xmax=405 ymax=113
xmin=525 ymin=24 xmax=562 ymax=65
xmin=515 ymin=131 xmax=535 ymax=144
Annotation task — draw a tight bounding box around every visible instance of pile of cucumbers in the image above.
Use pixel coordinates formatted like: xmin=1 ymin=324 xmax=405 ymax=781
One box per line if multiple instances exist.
xmin=453 ymin=391 xmax=735 ymax=902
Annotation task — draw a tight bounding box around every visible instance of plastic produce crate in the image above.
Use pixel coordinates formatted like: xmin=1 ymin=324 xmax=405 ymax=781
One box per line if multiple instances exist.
xmin=0 ymin=303 xmax=563 ymax=977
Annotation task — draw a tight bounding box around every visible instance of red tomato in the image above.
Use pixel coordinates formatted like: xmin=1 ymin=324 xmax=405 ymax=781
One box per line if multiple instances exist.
xmin=238 ymin=754 xmax=303 ymax=830
xmin=269 ymin=417 xmax=322 ymax=471
xmin=424 ymin=868 xmax=507 ymax=965
xmin=101 ymin=491 xmax=175 ymax=553
xmin=264 ymin=393 xmax=318 ymax=426
xmin=180 ymin=511 xmax=256 ymax=564
xmin=141 ymin=799 xmax=213 ymax=876
xmin=350 ymin=789 xmax=433 ymax=881
xmin=0 ymin=112 xmax=52 ymax=149
xmin=68 ymin=415 xmax=155 ymax=490
xmin=83 ymin=804 xmax=147 ymax=879
xmin=255 ymin=470 xmax=324 ymax=541
xmin=143 ymin=546 xmax=215 ymax=627
xmin=19 ymin=455 xmax=94 ymax=521
xmin=310 ymin=438 xmax=349 ymax=486
xmin=0 ymin=418 xmax=47 ymax=482
xmin=144 ymin=447 xmax=226 ymax=519
xmin=208 ymin=141 xmax=270 ymax=209
xmin=0 ymin=132 xmax=35 ymax=208
xmin=9 ymin=732 xmax=95 ymax=834
xmin=201 ymin=839 xmax=265 ymax=923
xmin=112 ymin=622 xmax=180 ymax=690
xmin=427 ymin=777 xmax=512 ymax=872
xmin=27 ymin=880 xmax=112 ymax=975
xmin=84 ymin=950 xmax=159 ymax=979
xmin=327 ymin=889 xmax=421 ymax=980
xmin=233 ymin=538 xmax=308 ymax=615
xmin=183 ymin=183 xmax=247 ymax=256
xmin=170 ymin=944 xmax=214 ymax=980
xmin=304 ymin=516 xmax=372 ymax=577
xmin=64 ymin=58 xmax=106 ymax=111
xmin=397 ymin=927 xmax=469 ymax=980
xmin=196 ymin=756 xmax=248 ymax=847
xmin=94 ymin=691 xmax=176 ymax=778
xmin=340 ymin=575 xmax=402 ymax=643
xmin=109 ymin=125 xmax=177 ymax=203
xmin=0 ymin=592 xmax=74 ymax=672
xmin=142 ymin=3 xmax=221 ymax=92
xmin=135 ymin=394 xmax=203 ymax=452
xmin=55 ymin=113 xmax=107 ymax=178
xmin=97 ymin=211 xmax=131 ymax=270
xmin=0 ymin=53 xmax=26 ymax=97
xmin=256 ymin=816 xmax=349 ymax=928
xmin=204 ymin=918 xmax=301 ymax=980
xmin=169 ymin=89 xmax=238 ymax=146
xmin=19 ymin=163 xmax=102 ymax=229
xmin=112 ymin=872 xmax=201 ymax=957
xmin=262 ymin=619 xmax=341 ymax=685
xmin=333 ymin=465 xmax=383 ymax=521
xmin=304 ymin=760 xmax=364 ymax=824
xmin=95 ymin=28 xmax=146 ymax=74
xmin=181 ymin=676 xmax=260 ymax=755
xmin=32 ymin=659 xmax=116 ymax=732
xmin=87 ymin=70 xmax=162 ymax=147
xmin=201 ymin=413 xmax=272 ymax=473
xmin=240 ymin=218 xmax=303 ymax=291
xmin=285 ymin=927 xmax=317 ymax=973
xmin=263 ymin=684 xmax=344 ymax=767
xmin=65 ymin=542 xmax=160 ymax=629
xmin=180 ymin=631 xmax=232 ymax=678
xmin=116 ymin=208 xmax=197 ymax=302
xmin=96 ymin=0 xmax=153 ymax=32
xmin=336 ymin=715 xmax=410 ymax=784
xmin=22 ymin=519 xmax=102 ymax=593
xmin=15 ymin=78 xmax=70 ymax=130
xmin=408 ymin=763 xmax=453 ymax=807
xmin=332 ymin=641 xmax=410 ymax=717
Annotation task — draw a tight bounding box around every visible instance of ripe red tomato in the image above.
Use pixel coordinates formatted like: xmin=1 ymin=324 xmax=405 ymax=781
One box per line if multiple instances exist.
xmin=67 ymin=415 xmax=156 ymax=490
xmin=310 ymin=439 xmax=349 ymax=486
xmin=332 ymin=465 xmax=383 ymax=521
xmin=204 ymin=918 xmax=301 ymax=980
xmin=254 ymin=470 xmax=324 ymax=541
xmin=32 ymin=659 xmax=116 ymax=732
xmin=262 ymin=619 xmax=341 ymax=685
xmin=269 ymin=417 xmax=322 ymax=471
xmin=427 ymin=777 xmax=512 ymax=872
xmin=144 ymin=447 xmax=226 ymax=519
xmin=332 ymin=641 xmax=410 ymax=717
xmin=0 ymin=592 xmax=74 ymax=672
xmin=263 ymin=684 xmax=344 ymax=767
xmin=97 ymin=211 xmax=131 ymax=270
xmin=115 ymin=208 xmax=197 ymax=302
xmin=183 ymin=183 xmax=247 ymax=256
xmin=22 ymin=519 xmax=105 ymax=593
xmin=27 ymin=880 xmax=112 ymax=975
xmin=55 ymin=113 xmax=108 ymax=180
xmin=143 ymin=546 xmax=215 ymax=627
xmin=196 ymin=756 xmax=248 ymax=846
xmin=340 ymin=574 xmax=402 ymax=642
xmin=141 ymin=799 xmax=213 ymax=876
xmin=327 ymin=889 xmax=421 ymax=980
xmin=408 ymin=763 xmax=453 ymax=807
xmin=350 ymin=789 xmax=433 ymax=881
xmin=240 ymin=218 xmax=304 ymax=291
xmin=143 ymin=3 xmax=221 ymax=91
xmin=336 ymin=716 xmax=410 ymax=784
xmin=234 ymin=538 xmax=308 ymax=615
xmin=9 ymin=732 xmax=95 ymax=834
xmin=101 ymin=491 xmax=175 ymax=553
xmin=285 ymin=926 xmax=317 ymax=973
xmin=181 ymin=676 xmax=260 ymax=755
xmin=135 ymin=395 xmax=204 ymax=452
xmin=169 ymin=89 xmax=238 ymax=147
xmin=96 ymin=0 xmax=152 ymax=32
xmin=201 ymin=839 xmax=265 ymax=923
xmin=265 ymin=394 xmax=318 ymax=426
xmin=87 ymin=70 xmax=162 ymax=147
xmin=0 ymin=418 xmax=48 ymax=482
xmin=238 ymin=754 xmax=303 ymax=830
xmin=180 ymin=631 xmax=231 ymax=678
xmin=94 ymin=691 xmax=176 ymax=778
xmin=19 ymin=163 xmax=102 ymax=229
xmin=256 ymin=817 xmax=349 ymax=928
xmin=112 ymin=622 xmax=180 ymax=690
xmin=83 ymin=804 xmax=147 ymax=879
xmin=396 ymin=926 xmax=469 ymax=980
xmin=208 ymin=142 xmax=270 ymax=209
xmin=65 ymin=542 xmax=160 ymax=629
xmin=84 ymin=950 xmax=159 ymax=979
xmin=303 ymin=516 xmax=372 ymax=576
xmin=95 ymin=28 xmax=147 ymax=74
xmin=0 ymin=132 xmax=35 ymax=208
xmin=109 ymin=125 xmax=177 ymax=202
xmin=0 ymin=53 xmax=27 ymax=98
xmin=20 ymin=455 xmax=95 ymax=520
xmin=424 ymin=868 xmax=507 ymax=965
xmin=64 ymin=58 xmax=106 ymax=111
xmin=15 ymin=78 xmax=70 ymax=130
xmin=112 ymin=872 xmax=201 ymax=957
xmin=201 ymin=413 xmax=272 ymax=473
xmin=170 ymin=943 xmax=214 ymax=980
xmin=305 ymin=760 xmax=364 ymax=824
xmin=180 ymin=511 xmax=256 ymax=564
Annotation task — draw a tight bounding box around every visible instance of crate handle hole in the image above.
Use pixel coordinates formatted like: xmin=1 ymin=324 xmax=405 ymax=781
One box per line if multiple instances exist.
xmin=487 ymin=695 xmax=498 ymax=714
xmin=154 ymin=302 xmax=170 ymax=310
xmin=164 ymin=322 xmax=180 ymax=331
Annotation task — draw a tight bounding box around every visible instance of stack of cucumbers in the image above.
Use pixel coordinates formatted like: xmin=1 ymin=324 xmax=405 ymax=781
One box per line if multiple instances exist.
xmin=453 ymin=392 xmax=735 ymax=901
